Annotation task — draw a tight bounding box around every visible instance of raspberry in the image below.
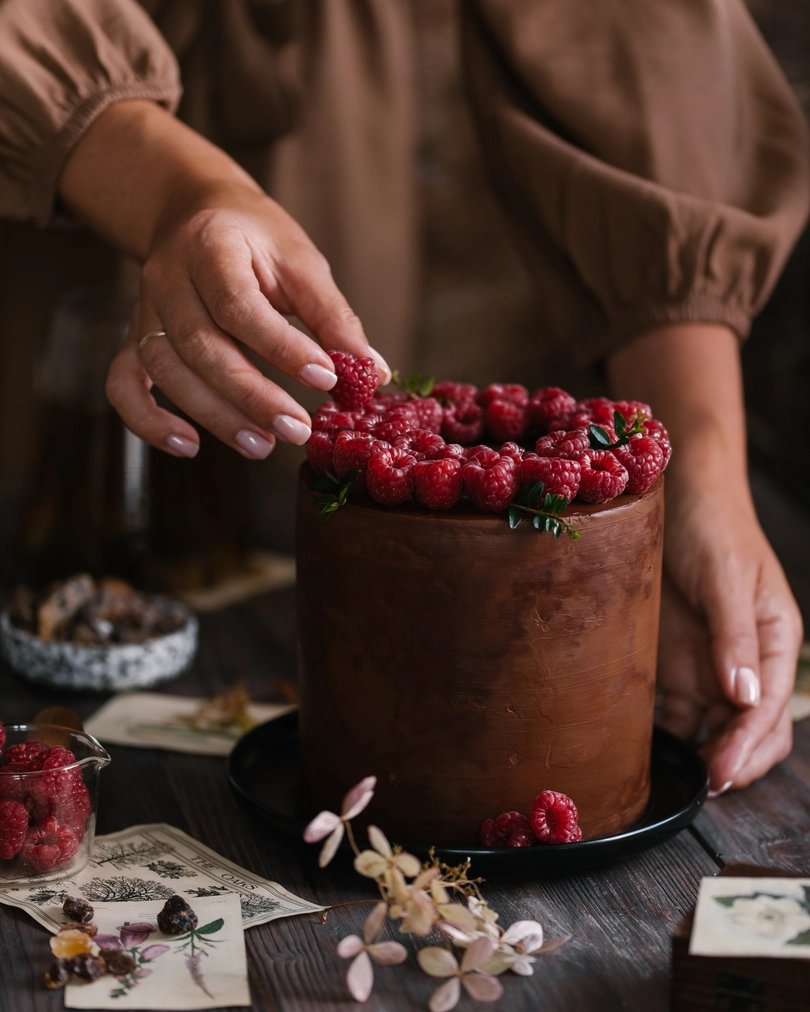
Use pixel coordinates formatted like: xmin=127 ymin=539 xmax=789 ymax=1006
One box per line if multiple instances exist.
xmin=2 ymin=741 xmax=49 ymax=771
xmin=546 ymin=413 xmax=575 ymax=432
xmin=411 ymin=397 xmax=444 ymax=434
xmin=477 ymin=384 xmax=529 ymax=409
xmin=479 ymin=811 xmax=534 ymax=848
xmin=580 ymin=402 xmax=617 ymax=428
xmin=333 ymin=432 xmax=391 ymax=491
xmin=499 ymin=442 xmax=525 ymax=464
xmin=432 ymin=381 xmax=478 ymax=406
xmin=535 ymin=428 xmax=590 ymax=460
xmin=518 ymin=455 xmax=581 ymax=501
xmin=373 ymin=416 xmax=416 ymax=442
xmin=353 ymin=412 xmax=384 ymax=434
xmin=529 ymin=387 xmax=576 ymax=430
xmin=612 ymin=399 xmax=653 ymax=423
xmin=366 ymin=447 xmax=417 ymax=505
xmin=462 ymin=450 xmax=518 ymax=512
xmin=576 ymin=397 xmax=613 ymax=416
xmin=485 ymin=399 xmax=529 ymax=442
xmin=441 ymin=402 xmax=485 ymax=444
xmin=28 ymin=747 xmax=91 ymax=830
xmin=576 ymin=451 xmax=628 ymax=503
xmin=442 ymin=443 xmax=466 ymax=459
xmin=21 ymin=815 xmax=80 ymax=872
xmin=0 ymin=764 xmax=29 ymax=802
xmin=0 ymin=800 xmax=28 ymax=859
xmin=329 ymin=350 xmax=378 ymax=409
xmin=642 ymin=419 xmax=672 ymax=466
xmin=530 ymin=791 xmax=581 ymax=844
xmin=612 ymin=435 xmax=665 ymax=494
xmin=311 ymin=401 xmax=339 ymax=428
xmin=306 ymin=431 xmax=335 ymax=477
xmin=0 ymin=722 xmax=5 ymax=754
xmin=414 ymin=457 xmax=463 ymax=510
xmin=463 ymin=444 xmax=492 ymax=461
xmin=393 ymin=429 xmax=446 ymax=461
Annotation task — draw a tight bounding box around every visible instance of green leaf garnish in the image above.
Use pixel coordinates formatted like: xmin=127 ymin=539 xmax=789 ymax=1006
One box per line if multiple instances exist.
xmin=391 ymin=369 xmax=436 ymax=399
xmin=507 ymin=483 xmax=580 ymax=540
xmin=308 ymin=470 xmax=356 ymax=518
xmin=588 ymin=409 xmax=647 ymax=450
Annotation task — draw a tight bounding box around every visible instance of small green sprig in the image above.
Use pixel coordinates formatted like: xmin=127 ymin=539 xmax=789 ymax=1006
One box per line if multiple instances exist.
xmin=588 ymin=409 xmax=646 ymax=451
xmin=309 ymin=470 xmax=356 ymax=518
xmin=391 ymin=370 xmax=435 ymax=399
xmin=507 ymin=482 xmax=581 ymax=540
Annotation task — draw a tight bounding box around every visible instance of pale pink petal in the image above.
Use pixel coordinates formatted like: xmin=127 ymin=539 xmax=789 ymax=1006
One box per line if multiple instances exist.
xmin=367 ymin=825 xmax=392 ymax=858
xmin=428 ymin=977 xmax=461 ymax=1012
xmin=336 ymin=935 xmax=365 ymax=959
xmin=413 ymin=867 xmax=440 ymax=891
xmin=461 ymin=936 xmax=497 ymax=972
xmin=501 ymin=920 xmax=544 ymax=950
xmin=510 ymin=955 xmax=536 ymax=976
xmin=341 ymin=776 xmax=377 ymax=819
xmin=303 ymin=810 xmax=341 ymax=843
xmin=400 ymin=892 xmax=435 ymax=936
xmin=461 ymin=973 xmax=503 ymax=1002
xmin=346 ymin=950 xmax=374 ymax=1002
xmin=436 ymin=904 xmax=477 ymax=932
xmin=354 ymin=850 xmax=389 ymax=879
xmin=430 ymin=879 xmax=450 ymax=905
xmin=393 ymin=852 xmax=422 ymax=878
xmin=438 ymin=923 xmax=478 ymax=946
xmin=318 ymin=823 xmax=344 ymax=867
xmin=363 ymin=902 xmax=388 ymax=945
xmin=417 ymin=946 xmax=458 ymax=978
xmin=477 ymin=949 xmax=515 ymax=976
xmin=368 ymin=941 xmax=408 ymax=965
xmin=536 ymin=934 xmax=572 ymax=954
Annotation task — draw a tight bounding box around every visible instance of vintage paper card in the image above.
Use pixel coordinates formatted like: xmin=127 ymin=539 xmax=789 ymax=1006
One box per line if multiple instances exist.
xmin=790 ymin=643 xmax=810 ymax=722
xmin=690 ymin=877 xmax=810 ymax=959
xmin=65 ymin=893 xmax=251 ymax=1009
xmin=85 ymin=692 xmax=295 ymax=756
xmin=0 ymin=823 xmax=323 ymax=933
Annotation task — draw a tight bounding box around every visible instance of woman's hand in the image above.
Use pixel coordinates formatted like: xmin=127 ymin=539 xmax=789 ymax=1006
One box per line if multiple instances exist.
xmin=58 ymin=100 xmax=390 ymax=460
xmin=608 ymin=323 xmax=803 ymax=793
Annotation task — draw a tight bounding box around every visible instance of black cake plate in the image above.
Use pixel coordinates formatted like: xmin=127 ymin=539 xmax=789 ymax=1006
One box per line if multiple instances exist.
xmin=228 ymin=712 xmax=709 ymax=877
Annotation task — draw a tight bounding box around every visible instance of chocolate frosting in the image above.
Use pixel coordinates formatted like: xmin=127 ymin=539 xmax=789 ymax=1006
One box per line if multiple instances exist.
xmin=296 ymin=467 xmax=664 ymax=846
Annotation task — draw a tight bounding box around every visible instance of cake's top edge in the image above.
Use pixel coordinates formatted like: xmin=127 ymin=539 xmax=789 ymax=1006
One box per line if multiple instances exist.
xmin=298 ymin=464 xmax=662 ymax=522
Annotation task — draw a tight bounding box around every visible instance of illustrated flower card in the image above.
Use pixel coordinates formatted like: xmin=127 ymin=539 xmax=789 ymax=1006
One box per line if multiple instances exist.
xmin=65 ymin=893 xmax=251 ymax=1009
xmin=690 ymin=877 xmax=810 ymax=959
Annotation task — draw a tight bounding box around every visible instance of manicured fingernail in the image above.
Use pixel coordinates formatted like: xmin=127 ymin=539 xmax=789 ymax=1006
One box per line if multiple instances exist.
xmin=300 ymin=362 xmax=337 ymax=391
xmin=166 ymin=435 xmax=199 ymax=458
xmin=272 ymin=414 xmax=312 ymax=446
xmin=367 ymin=347 xmax=391 ymax=385
xmin=732 ymin=666 xmax=760 ymax=707
xmin=235 ymin=429 xmax=274 ymax=459
xmin=708 ymin=780 xmax=733 ymax=799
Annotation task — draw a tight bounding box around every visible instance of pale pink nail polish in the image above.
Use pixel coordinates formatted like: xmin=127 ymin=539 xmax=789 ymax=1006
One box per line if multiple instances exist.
xmin=166 ymin=435 xmax=199 ymax=458
xmin=272 ymin=414 xmax=312 ymax=446
xmin=300 ymin=363 xmax=337 ymax=391
xmin=732 ymin=666 xmax=760 ymax=707
xmin=367 ymin=347 xmax=392 ymax=385
xmin=235 ymin=429 xmax=274 ymax=459
xmin=707 ymin=780 xmax=733 ymax=799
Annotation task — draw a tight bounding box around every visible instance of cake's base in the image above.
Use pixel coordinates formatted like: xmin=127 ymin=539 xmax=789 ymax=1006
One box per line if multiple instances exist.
xmin=296 ymin=469 xmax=664 ymax=846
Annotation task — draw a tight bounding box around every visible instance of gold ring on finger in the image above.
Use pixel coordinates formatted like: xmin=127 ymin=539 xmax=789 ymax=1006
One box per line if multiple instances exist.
xmin=140 ymin=329 xmax=167 ymax=349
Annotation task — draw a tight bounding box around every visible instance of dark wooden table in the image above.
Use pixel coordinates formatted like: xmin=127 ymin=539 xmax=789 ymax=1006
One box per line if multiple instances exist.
xmin=2 ymin=587 xmax=809 ymax=1012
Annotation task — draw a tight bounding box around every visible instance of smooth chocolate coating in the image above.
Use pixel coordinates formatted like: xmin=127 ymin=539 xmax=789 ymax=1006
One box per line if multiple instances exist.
xmin=297 ymin=467 xmax=663 ymax=845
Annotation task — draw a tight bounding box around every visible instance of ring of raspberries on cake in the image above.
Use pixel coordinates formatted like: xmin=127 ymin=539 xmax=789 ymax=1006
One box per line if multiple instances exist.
xmin=308 ymin=351 xmax=670 ymax=530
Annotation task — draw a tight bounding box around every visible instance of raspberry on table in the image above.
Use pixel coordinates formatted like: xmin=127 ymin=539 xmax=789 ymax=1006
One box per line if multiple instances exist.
xmin=414 ymin=457 xmax=463 ymax=510
xmin=0 ymin=799 xmax=29 ymax=860
xmin=432 ymin=381 xmax=478 ymax=406
xmin=518 ymin=455 xmax=581 ymax=501
xmin=484 ymin=399 xmax=529 ymax=442
xmin=477 ymin=383 xmax=529 ymax=409
xmin=530 ymin=791 xmax=581 ymax=844
xmin=576 ymin=450 xmax=628 ymax=503
xmin=612 ymin=435 xmax=665 ymax=494
xmin=306 ymin=430 xmax=336 ymax=477
xmin=535 ymin=428 xmax=590 ymax=460
xmin=367 ymin=447 xmax=417 ymax=504
xmin=479 ymin=811 xmax=535 ymax=848
xmin=442 ymin=443 xmax=466 ymax=459
xmin=411 ymin=397 xmax=444 ymax=434
xmin=529 ymin=387 xmax=576 ymax=431
xmin=393 ymin=429 xmax=446 ymax=461
xmin=329 ymin=350 xmax=378 ymax=410
xmin=158 ymin=895 xmax=198 ymax=935
xmin=499 ymin=442 xmax=525 ymax=464
xmin=462 ymin=451 xmax=518 ymax=512
xmin=441 ymin=402 xmax=484 ymax=445
xmin=352 ymin=412 xmax=384 ymax=434
xmin=373 ymin=416 xmax=416 ymax=442
xmin=333 ymin=431 xmax=391 ymax=490
xmin=21 ymin=815 xmax=80 ymax=872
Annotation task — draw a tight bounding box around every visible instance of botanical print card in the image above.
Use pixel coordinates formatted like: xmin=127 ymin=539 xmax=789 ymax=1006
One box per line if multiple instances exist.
xmin=65 ymin=893 xmax=250 ymax=1009
xmin=85 ymin=692 xmax=295 ymax=756
xmin=690 ymin=877 xmax=810 ymax=959
xmin=0 ymin=823 xmax=323 ymax=932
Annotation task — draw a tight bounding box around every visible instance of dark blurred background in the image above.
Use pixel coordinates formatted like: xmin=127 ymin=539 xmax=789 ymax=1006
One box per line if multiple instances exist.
xmin=0 ymin=0 xmax=808 ymax=619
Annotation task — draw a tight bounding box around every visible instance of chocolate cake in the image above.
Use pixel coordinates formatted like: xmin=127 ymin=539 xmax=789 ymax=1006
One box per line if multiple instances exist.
xmin=296 ymin=466 xmax=664 ymax=846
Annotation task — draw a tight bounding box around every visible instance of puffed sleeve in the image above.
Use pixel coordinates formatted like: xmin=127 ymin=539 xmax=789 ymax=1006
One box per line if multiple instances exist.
xmin=0 ymin=0 xmax=181 ymax=226
xmin=461 ymin=0 xmax=810 ymax=367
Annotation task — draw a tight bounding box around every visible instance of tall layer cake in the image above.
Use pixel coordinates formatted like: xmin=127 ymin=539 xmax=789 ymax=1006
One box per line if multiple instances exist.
xmin=297 ymin=468 xmax=663 ymax=846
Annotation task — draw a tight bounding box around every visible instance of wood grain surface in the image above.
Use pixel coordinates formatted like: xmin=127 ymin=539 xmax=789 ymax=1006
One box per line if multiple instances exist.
xmin=1 ymin=588 xmax=808 ymax=1012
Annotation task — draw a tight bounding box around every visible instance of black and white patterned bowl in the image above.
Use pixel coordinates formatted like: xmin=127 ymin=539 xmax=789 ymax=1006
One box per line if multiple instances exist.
xmin=0 ymin=606 xmax=198 ymax=692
